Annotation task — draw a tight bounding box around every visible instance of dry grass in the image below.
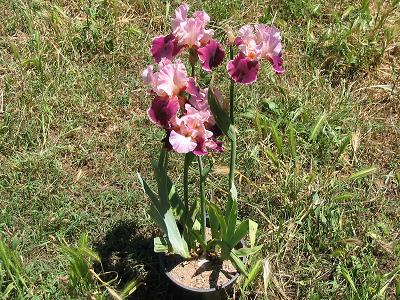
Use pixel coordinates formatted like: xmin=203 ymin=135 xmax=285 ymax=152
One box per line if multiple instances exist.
xmin=0 ymin=0 xmax=399 ymax=299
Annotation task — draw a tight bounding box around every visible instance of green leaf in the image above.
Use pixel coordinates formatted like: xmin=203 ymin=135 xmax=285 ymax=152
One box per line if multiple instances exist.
xmin=309 ymin=113 xmax=326 ymax=142
xmin=225 ymin=198 xmax=238 ymax=243
xmin=332 ymin=193 xmax=353 ymax=202
xmin=79 ymin=247 xmax=101 ymax=263
xmin=395 ymin=171 xmax=400 ymax=186
xmin=208 ymin=85 xmax=235 ymax=141
xmin=337 ymin=135 xmax=351 ymax=159
xmin=78 ymin=232 xmax=89 ymax=248
xmin=163 ymin=209 xmax=190 ymax=258
xmin=191 ymin=230 xmax=207 ymax=249
xmin=229 ymin=251 xmax=248 ymax=276
xmin=3 ymin=283 xmax=15 ymax=298
xmin=137 ymin=172 xmax=162 ymax=212
xmin=153 ymin=237 xmax=170 ymax=253
xmin=270 ymin=122 xmax=283 ymax=155
xmin=233 ymin=245 xmax=263 ymax=257
xmin=265 ymin=148 xmax=279 ymax=167
xmin=228 ymin=220 xmax=248 ymax=248
xmin=168 ymin=179 xmax=186 ymax=221
xmin=139 ymin=165 xmax=189 ymax=258
xmin=208 ymin=202 xmax=221 ymax=239
xmin=208 ymin=202 xmax=227 ymax=235
xmin=288 ymin=123 xmax=297 ymax=160
xmin=148 ymin=205 xmax=167 ymax=233
xmin=254 ymin=111 xmax=262 ymax=134
xmin=348 ymin=166 xmax=377 ymax=181
xmin=340 ymin=265 xmax=357 ymax=293
xmin=248 ymin=219 xmax=258 ymax=248
xmin=243 ymin=260 xmax=263 ymax=290
xmin=120 ymin=277 xmax=142 ymax=298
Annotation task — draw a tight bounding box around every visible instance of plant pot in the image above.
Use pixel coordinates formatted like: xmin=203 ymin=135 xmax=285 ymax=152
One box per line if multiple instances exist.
xmin=159 ymin=237 xmax=246 ymax=300
xmin=159 ymin=253 xmax=240 ymax=300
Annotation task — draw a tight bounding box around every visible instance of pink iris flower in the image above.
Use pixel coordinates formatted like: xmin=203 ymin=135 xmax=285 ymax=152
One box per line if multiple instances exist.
xmin=142 ymin=58 xmax=189 ymax=97
xmin=227 ymin=52 xmax=260 ymax=85
xmin=186 ymin=78 xmax=214 ymax=125
xmin=148 ymin=4 xmax=225 ymax=72
xmin=169 ymin=104 xmax=223 ymax=155
xmin=228 ymin=24 xmax=284 ymax=84
xmin=151 ymin=34 xmax=183 ymax=63
xmin=147 ymin=95 xmax=180 ymax=129
xmin=197 ymin=40 xmax=226 ymax=73
xmin=172 ymin=4 xmax=225 ymax=72
xmin=172 ymin=4 xmax=213 ymax=48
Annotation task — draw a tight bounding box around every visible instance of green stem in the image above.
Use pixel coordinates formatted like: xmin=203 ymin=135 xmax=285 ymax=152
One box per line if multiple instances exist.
xmin=228 ymin=44 xmax=236 ymax=192
xmin=197 ymin=156 xmax=207 ymax=247
xmin=229 ymin=135 xmax=237 ymax=191
xmin=183 ymin=154 xmax=193 ymax=214
xmin=191 ymin=64 xmax=195 ymax=78
xmin=229 ymin=80 xmax=234 ymax=124
xmin=160 ymin=150 xmax=169 ymax=203
xmin=229 ymin=45 xmax=235 ymax=124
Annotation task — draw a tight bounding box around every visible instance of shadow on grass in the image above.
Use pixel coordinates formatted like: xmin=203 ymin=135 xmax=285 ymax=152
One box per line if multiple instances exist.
xmin=94 ymin=220 xmax=175 ymax=299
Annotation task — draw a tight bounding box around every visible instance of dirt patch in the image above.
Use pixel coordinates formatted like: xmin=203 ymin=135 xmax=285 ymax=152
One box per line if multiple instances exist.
xmin=164 ymin=255 xmax=237 ymax=290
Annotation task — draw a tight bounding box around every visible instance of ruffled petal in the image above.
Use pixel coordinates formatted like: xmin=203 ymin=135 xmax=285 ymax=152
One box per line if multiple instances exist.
xmin=147 ymin=96 xmax=179 ymax=128
xmin=186 ymin=77 xmax=203 ymax=99
xmin=172 ymin=4 xmax=214 ymax=48
xmin=142 ymin=65 xmax=154 ymax=85
xmin=193 ymin=11 xmax=210 ymax=24
xmin=255 ymin=25 xmax=284 ymax=72
xmin=169 ymin=130 xmax=197 ymax=153
xmin=270 ymin=54 xmax=284 ymax=74
xmin=151 ymin=34 xmax=182 ymax=63
xmin=153 ymin=59 xmax=189 ymax=97
xmin=174 ymin=18 xmax=205 ymax=48
xmin=197 ymin=40 xmax=226 ymax=72
xmin=227 ymin=53 xmax=260 ymax=84
xmin=205 ymin=139 xmax=224 ymax=152
xmin=171 ymin=4 xmax=189 ymax=32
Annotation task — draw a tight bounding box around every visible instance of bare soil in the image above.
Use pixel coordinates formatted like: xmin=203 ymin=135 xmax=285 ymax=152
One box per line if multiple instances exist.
xmin=164 ymin=255 xmax=238 ymax=290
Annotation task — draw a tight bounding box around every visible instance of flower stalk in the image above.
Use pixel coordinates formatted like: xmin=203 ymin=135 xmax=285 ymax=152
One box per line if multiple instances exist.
xmin=183 ymin=153 xmax=192 ymax=213
xmin=197 ymin=156 xmax=207 ymax=248
xmin=229 ymin=44 xmax=236 ymax=191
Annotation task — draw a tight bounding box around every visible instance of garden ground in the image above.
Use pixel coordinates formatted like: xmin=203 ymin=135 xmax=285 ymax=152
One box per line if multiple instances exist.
xmin=0 ymin=0 xmax=399 ymax=299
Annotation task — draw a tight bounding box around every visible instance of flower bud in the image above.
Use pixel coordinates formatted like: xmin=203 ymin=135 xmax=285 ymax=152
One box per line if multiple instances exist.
xmin=225 ymin=26 xmax=236 ymax=45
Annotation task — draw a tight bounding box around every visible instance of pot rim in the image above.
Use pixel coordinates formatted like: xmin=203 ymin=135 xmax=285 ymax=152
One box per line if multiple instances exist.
xmin=159 ymin=252 xmax=240 ymax=293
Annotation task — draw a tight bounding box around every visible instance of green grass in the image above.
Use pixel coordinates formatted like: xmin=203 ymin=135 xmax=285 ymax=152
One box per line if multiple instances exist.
xmin=1 ymin=0 xmax=399 ymax=299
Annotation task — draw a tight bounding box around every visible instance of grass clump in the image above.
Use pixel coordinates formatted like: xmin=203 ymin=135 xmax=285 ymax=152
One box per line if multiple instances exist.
xmin=0 ymin=0 xmax=399 ymax=298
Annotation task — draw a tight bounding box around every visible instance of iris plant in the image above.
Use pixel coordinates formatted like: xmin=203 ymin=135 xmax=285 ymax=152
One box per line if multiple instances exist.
xmin=139 ymin=3 xmax=284 ymax=275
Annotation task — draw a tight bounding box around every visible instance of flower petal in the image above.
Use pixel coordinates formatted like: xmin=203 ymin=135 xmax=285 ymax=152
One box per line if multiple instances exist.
xmin=227 ymin=53 xmax=260 ymax=84
xmin=153 ymin=59 xmax=189 ymax=97
xmin=151 ymin=34 xmax=182 ymax=63
xmin=172 ymin=4 xmax=214 ymax=48
xmin=193 ymin=11 xmax=210 ymax=24
xmin=169 ymin=130 xmax=197 ymax=153
xmin=205 ymin=139 xmax=224 ymax=152
xmin=171 ymin=4 xmax=189 ymax=32
xmin=270 ymin=55 xmax=284 ymax=74
xmin=147 ymin=96 xmax=179 ymax=128
xmin=142 ymin=65 xmax=154 ymax=85
xmin=197 ymin=40 xmax=226 ymax=72
xmin=186 ymin=77 xmax=203 ymax=99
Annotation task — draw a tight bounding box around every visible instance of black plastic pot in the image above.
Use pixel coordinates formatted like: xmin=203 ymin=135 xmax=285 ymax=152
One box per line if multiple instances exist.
xmin=159 ymin=253 xmax=240 ymax=300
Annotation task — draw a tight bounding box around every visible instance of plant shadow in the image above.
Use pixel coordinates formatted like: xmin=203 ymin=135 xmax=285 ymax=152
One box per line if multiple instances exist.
xmin=94 ymin=220 xmax=175 ymax=299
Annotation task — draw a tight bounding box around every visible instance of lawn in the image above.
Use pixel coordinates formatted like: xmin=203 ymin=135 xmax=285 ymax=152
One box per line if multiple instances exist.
xmin=0 ymin=0 xmax=399 ymax=299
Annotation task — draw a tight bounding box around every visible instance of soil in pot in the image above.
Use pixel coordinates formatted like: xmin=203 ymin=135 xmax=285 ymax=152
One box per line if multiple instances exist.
xmin=164 ymin=255 xmax=237 ymax=289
